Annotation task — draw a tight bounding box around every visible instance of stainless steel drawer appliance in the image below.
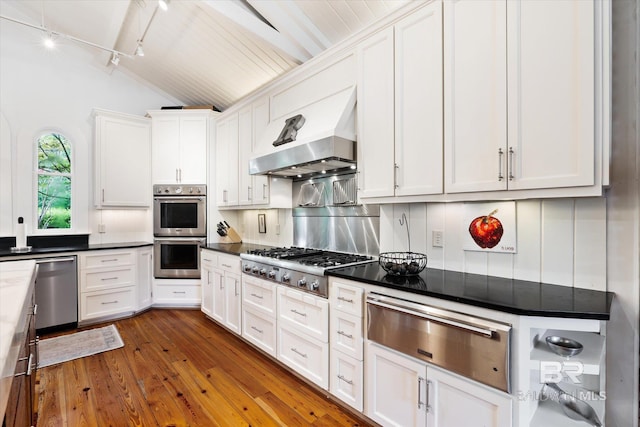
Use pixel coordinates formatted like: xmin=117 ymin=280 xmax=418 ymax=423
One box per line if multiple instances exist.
xmin=35 ymin=256 xmax=78 ymax=330
xmin=366 ymin=293 xmax=512 ymax=393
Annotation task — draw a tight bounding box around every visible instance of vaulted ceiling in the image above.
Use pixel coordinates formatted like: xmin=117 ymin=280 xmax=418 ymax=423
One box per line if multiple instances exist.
xmin=0 ymin=0 xmax=408 ymax=111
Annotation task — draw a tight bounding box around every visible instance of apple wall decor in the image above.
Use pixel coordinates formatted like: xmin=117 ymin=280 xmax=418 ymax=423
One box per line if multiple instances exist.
xmin=463 ymin=201 xmax=517 ymax=253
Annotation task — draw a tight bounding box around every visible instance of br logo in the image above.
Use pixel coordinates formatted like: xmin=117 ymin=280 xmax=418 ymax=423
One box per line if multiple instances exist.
xmin=273 ymin=114 xmax=305 ymax=147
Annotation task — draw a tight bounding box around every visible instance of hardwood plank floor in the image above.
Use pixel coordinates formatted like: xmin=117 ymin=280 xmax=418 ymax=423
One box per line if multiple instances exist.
xmin=35 ymin=309 xmax=373 ymax=427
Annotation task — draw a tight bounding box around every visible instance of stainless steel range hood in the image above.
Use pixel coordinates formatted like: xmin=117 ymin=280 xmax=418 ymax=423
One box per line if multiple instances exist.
xmin=249 ymin=87 xmax=356 ymax=178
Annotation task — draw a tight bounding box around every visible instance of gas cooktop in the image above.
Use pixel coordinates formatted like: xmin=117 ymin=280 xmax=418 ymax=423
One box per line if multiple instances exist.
xmin=240 ymin=247 xmax=374 ymax=297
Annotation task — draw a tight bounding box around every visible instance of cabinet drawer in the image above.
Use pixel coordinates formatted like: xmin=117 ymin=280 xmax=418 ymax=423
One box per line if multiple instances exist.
xmin=81 ymin=251 xmax=135 ymax=269
xmin=153 ymin=283 xmax=201 ymax=305
xmin=81 ymin=287 xmax=135 ymax=320
xmin=242 ymin=306 xmax=277 ymax=357
xmin=242 ymin=277 xmax=277 ymax=316
xmin=330 ymin=310 xmax=363 ymax=360
xmin=330 ymin=281 xmax=363 ymax=316
xmin=277 ymin=326 xmax=329 ymax=390
xmin=200 ymin=249 xmax=216 ymax=269
xmin=217 ymin=253 xmax=241 ymax=274
xmin=81 ymin=266 xmax=135 ymax=292
xmin=277 ymin=287 xmax=329 ymax=342
xmin=330 ymin=350 xmax=363 ymax=412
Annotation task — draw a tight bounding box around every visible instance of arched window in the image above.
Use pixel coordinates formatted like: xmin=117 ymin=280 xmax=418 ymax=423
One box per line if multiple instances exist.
xmin=37 ymin=132 xmax=71 ymax=229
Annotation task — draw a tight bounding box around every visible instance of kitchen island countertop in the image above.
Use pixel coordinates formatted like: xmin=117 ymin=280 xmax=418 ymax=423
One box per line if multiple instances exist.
xmin=0 ymin=260 xmax=36 ymax=419
xmin=327 ymin=262 xmax=614 ymax=320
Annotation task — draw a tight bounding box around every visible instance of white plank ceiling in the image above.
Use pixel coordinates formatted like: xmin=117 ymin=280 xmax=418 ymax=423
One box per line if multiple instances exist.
xmin=0 ymin=0 xmax=408 ymax=111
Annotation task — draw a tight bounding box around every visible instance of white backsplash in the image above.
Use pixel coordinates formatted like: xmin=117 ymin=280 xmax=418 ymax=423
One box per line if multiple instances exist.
xmin=380 ymin=197 xmax=607 ymax=290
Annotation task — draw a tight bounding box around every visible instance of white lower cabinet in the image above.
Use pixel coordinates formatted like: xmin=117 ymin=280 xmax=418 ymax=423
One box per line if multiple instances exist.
xmin=200 ymin=251 xmax=215 ymax=317
xmin=241 ymin=275 xmax=278 ymax=356
xmin=207 ymin=252 xmax=242 ymax=335
xmin=329 ymin=278 xmax=365 ymax=411
xmin=137 ymin=247 xmax=153 ymax=311
xmin=79 ymin=249 xmax=137 ymax=324
xmin=277 ymin=286 xmax=329 ymax=389
xmin=152 ymin=282 xmax=202 ymax=305
xmin=365 ymin=341 xmax=512 ymax=427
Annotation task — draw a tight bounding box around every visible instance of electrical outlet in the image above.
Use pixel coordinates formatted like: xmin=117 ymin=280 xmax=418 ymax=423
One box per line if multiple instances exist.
xmin=98 ymin=224 xmax=106 ymax=233
xmin=432 ymin=230 xmax=443 ymax=247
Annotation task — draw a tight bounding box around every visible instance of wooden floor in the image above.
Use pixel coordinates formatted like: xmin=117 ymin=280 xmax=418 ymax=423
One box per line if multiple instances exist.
xmin=36 ymin=309 xmax=373 ymax=427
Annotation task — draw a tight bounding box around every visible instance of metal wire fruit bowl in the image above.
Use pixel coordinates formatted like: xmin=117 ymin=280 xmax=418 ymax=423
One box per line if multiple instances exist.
xmin=379 ymin=252 xmax=427 ymax=276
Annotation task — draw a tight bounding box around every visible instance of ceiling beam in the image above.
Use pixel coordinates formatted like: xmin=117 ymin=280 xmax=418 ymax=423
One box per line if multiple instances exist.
xmin=202 ymin=0 xmax=311 ymax=63
xmin=247 ymin=0 xmax=332 ymax=57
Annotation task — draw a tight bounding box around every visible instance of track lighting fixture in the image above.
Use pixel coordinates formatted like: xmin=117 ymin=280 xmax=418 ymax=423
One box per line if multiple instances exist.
xmin=110 ymin=52 xmax=120 ymax=66
xmin=43 ymin=32 xmax=55 ymax=49
xmin=134 ymin=42 xmax=145 ymax=57
xmin=158 ymin=0 xmax=170 ymax=12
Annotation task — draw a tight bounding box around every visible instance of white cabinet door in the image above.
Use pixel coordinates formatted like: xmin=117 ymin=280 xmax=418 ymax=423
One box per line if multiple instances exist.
xmin=137 ymin=248 xmax=153 ymax=311
xmin=426 ymin=366 xmax=512 ymax=427
xmin=444 ymin=0 xmax=508 ymax=193
xmin=365 ymin=342 xmax=426 ymax=427
xmin=224 ymin=271 xmax=241 ymax=334
xmin=251 ymin=97 xmax=270 ymax=205
xmin=330 ymin=350 xmax=363 ymax=411
xmin=200 ymin=252 xmax=215 ymax=317
xmin=211 ymin=267 xmax=225 ymax=324
xmin=238 ymin=105 xmax=253 ymax=206
xmin=0 ymin=113 xmax=11 ymax=236
xmin=357 ymin=26 xmax=395 ymax=198
xmin=151 ymin=115 xmax=181 ymax=184
xmin=95 ymin=110 xmax=151 ymax=207
xmin=178 ymin=115 xmax=208 ymax=184
xmin=506 ymin=0 xmax=595 ymax=190
xmin=215 ymin=114 xmax=239 ymax=207
xmin=394 ymin=1 xmax=443 ymax=197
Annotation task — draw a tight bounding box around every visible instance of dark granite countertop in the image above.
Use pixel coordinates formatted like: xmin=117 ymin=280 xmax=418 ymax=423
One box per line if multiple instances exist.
xmin=203 ymin=242 xmax=276 ymax=256
xmin=327 ymin=262 xmax=614 ymax=320
xmin=0 ymin=241 xmax=153 ymax=258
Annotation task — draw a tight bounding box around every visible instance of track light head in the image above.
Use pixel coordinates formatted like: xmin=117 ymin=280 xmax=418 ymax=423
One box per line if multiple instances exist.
xmin=43 ymin=32 xmax=55 ymax=49
xmin=135 ymin=42 xmax=144 ymax=57
xmin=158 ymin=0 xmax=170 ymax=11
xmin=110 ymin=52 xmax=120 ymax=66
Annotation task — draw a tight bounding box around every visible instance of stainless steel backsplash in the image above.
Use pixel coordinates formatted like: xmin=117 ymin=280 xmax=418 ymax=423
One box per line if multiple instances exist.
xmin=292 ymin=173 xmax=380 ymax=256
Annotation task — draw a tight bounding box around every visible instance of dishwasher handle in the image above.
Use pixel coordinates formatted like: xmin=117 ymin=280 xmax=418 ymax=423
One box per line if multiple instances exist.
xmin=36 ymin=257 xmax=76 ymax=264
xmin=367 ymin=296 xmax=494 ymax=338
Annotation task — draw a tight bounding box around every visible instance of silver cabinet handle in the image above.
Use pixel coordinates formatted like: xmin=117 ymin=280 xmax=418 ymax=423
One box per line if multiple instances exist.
xmin=356 ymin=170 xmax=361 ymax=191
xmin=262 ymin=183 xmax=267 ymax=199
xmin=15 ymin=353 xmax=34 ymax=377
xmin=250 ymin=326 xmax=263 ymax=334
xmin=250 ymin=293 xmax=263 ymax=299
xmin=337 ymin=330 xmax=353 ymax=339
xmin=207 ymin=271 xmax=211 ymax=285
xmin=290 ymin=309 xmax=307 ymax=317
xmin=248 ymin=186 xmax=252 ymax=201
xmin=337 ymin=374 xmax=353 ymax=385
xmin=426 ymin=379 xmax=432 ymax=413
xmin=291 ymin=348 xmax=307 ymax=358
xmin=234 ymin=280 xmax=239 ymax=296
xmin=223 ymin=189 xmax=228 ymax=203
xmin=508 ymin=146 xmax=515 ymax=181
xmin=498 ymin=148 xmax=504 ymax=181
xmin=101 ymin=277 xmax=119 ymax=281
xmin=394 ymin=163 xmax=399 ymax=189
xmin=173 ymin=291 xmax=186 ymax=294
xmin=101 ymin=300 xmax=119 ymax=305
xmin=221 ymin=264 xmax=232 ymax=269
xmin=337 ymin=296 xmax=354 ymax=304
xmin=101 ymin=258 xmax=119 ymax=263
xmin=418 ymin=376 xmax=426 ymax=410
xmin=176 ymin=168 xmax=179 ymax=183
xmin=102 ymin=188 xmax=105 ymax=203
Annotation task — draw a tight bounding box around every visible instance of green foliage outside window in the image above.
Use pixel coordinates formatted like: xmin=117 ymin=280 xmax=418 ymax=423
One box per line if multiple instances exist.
xmin=37 ymin=133 xmax=71 ymax=229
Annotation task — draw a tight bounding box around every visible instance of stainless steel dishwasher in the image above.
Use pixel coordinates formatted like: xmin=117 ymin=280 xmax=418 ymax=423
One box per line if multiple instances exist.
xmin=35 ymin=256 xmax=78 ymax=330
xmin=366 ymin=293 xmax=512 ymax=393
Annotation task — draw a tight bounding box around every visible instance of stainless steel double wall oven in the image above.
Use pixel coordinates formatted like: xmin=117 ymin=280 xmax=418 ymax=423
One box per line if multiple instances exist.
xmin=153 ymin=184 xmax=206 ymax=278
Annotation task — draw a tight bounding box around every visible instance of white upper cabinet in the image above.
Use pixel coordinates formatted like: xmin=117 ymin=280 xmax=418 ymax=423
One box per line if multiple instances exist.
xmin=444 ymin=0 xmax=603 ymax=195
xmin=93 ymin=109 xmax=151 ymax=208
xmin=238 ymin=98 xmax=270 ymax=206
xmin=443 ymin=0 xmax=507 ymax=193
xmin=215 ymin=113 xmax=239 ymax=207
xmin=358 ymin=1 xmax=444 ymax=199
xmin=148 ymin=110 xmax=215 ymax=185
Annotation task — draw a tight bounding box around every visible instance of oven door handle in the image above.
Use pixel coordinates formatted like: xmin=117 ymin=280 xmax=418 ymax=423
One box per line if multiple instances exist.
xmin=154 ymin=197 xmax=205 ymax=203
xmin=366 ymin=297 xmax=494 ymax=338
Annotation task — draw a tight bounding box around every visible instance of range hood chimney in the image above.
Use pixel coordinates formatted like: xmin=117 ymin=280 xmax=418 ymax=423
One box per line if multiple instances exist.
xmin=249 ymin=87 xmax=356 ymax=178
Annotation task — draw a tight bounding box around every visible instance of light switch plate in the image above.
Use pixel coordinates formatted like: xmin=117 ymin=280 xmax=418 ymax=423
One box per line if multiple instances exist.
xmin=432 ymin=230 xmax=443 ymax=247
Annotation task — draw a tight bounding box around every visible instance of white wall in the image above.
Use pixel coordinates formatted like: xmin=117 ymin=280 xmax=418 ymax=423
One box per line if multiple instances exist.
xmin=0 ymin=3 xmax=179 ymax=243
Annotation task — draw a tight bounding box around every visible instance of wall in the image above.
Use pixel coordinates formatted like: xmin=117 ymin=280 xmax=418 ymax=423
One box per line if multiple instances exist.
xmin=0 ymin=2 xmax=178 ymax=243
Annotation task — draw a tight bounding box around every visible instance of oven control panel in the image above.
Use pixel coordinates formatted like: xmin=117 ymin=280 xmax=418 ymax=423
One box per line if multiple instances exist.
xmin=153 ymin=184 xmax=207 ymax=196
